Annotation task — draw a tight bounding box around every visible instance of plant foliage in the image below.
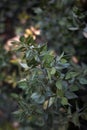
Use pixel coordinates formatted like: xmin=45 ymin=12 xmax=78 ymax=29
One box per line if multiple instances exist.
xmin=13 ymin=36 xmax=87 ymax=129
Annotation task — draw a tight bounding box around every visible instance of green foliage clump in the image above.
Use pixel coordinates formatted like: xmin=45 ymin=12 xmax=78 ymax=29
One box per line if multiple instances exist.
xmin=32 ymin=0 xmax=87 ymax=63
xmin=13 ymin=36 xmax=87 ymax=129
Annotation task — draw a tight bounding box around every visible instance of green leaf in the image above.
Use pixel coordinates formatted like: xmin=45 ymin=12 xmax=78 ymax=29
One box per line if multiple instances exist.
xmin=18 ymin=79 xmax=28 ymax=90
xmin=57 ymin=52 xmax=64 ymax=61
xmin=56 ymin=80 xmax=62 ymax=90
xmin=60 ymin=58 xmax=67 ymax=63
xmin=42 ymin=53 xmax=54 ymax=67
xmin=27 ymin=58 xmax=39 ymax=67
xmin=50 ymin=67 xmax=56 ymax=75
xmin=72 ymin=112 xmax=80 ymax=127
xmin=26 ymin=36 xmax=34 ymax=45
xmin=70 ymin=85 xmax=79 ymax=92
xmin=19 ymin=62 xmax=29 ymax=69
xmin=13 ymin=109 xmax=23 ymax=115
xmin=31 ymin=93 xmax=45 ymax=104
xmin=48 ymin=97 xmax=55 ymax=107
xmin=11 ymin=93 xmax=19 ymax=99
xmin=65 ymin=72 xmax=79 ymax=79
xmin=79 ymin=78 xmax=87 ymax=84
xmin=68 ymin=26 xmax=79 ymax=31
xmin=34 ymin=7 xmax=42 ymax=14
xmin=47 ymin=69 xmax=51 ymax=81
xmin=57 ymin=89 xmax=64 ymax=97
xmin=20 ymin=36 xmax=25 ymax=42
xmin=61 ymin=97 xmax=68 ymax=105
xmin=65 ymin=91 xmax=78 ymax=99
xmin=39 ymin=44 xmax=47 ymax=52
xmin=35 ymin=55 xmax=40 ymax=62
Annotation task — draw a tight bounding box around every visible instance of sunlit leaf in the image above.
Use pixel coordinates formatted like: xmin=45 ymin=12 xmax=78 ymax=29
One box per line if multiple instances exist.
xmin=50 ymin=67 xmax=56 ymax=75
xmin=19 ymin=62 xmax=29 ymax=69
xmin=61 ymin=97 xmax=68 ymax=105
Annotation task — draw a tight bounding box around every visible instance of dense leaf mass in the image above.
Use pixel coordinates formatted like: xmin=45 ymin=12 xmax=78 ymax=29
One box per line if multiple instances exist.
xmin=13 ymin=36 xmax=87 ymax=129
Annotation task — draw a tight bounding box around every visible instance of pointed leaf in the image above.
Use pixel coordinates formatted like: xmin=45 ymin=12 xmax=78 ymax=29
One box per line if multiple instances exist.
xmin=56 ymin=80 xmax=62 ymax=90
xmin=50 ymin=67 xmax=56 ymax=75
xmin=61 ymin=97 xmax=68 ymax=105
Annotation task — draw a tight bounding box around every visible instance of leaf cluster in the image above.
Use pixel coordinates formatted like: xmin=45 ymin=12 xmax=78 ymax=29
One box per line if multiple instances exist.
xmin=13 ymin=36 xmax=87 ymax=129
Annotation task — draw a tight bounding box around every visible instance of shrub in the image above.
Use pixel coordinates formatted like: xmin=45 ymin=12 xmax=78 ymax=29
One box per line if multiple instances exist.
xmin=13 ymin=36 xmax=87 ymax=130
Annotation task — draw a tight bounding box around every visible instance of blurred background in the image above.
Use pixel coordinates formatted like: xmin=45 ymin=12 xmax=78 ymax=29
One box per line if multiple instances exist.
xmin=0 ymin=0 xmax=87 ymax=130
